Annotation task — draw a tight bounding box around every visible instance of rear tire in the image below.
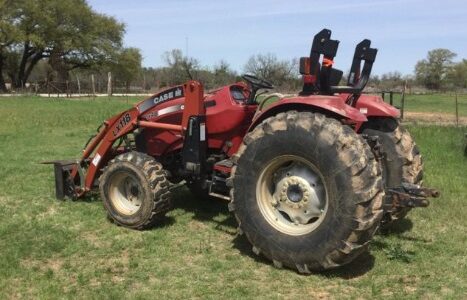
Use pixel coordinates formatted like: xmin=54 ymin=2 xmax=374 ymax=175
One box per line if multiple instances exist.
xmin=362 ymin=118 xmax=423 ymax=224
xmin=229 ymin=111 xmax=383 ymax=273
xmin=99 ymin=151 xmax=172 ymax=230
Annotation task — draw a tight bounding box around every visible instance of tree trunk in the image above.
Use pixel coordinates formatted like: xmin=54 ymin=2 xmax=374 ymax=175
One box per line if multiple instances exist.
xmin=12 ymin=43 xmax=44 ymax=89
xmin=0 ymin=55 xmax=7 ymax=92
xmin=15 ymin=42 xmax=31 ymax=88
xmin=22 ymin=53 xmax=43 ymax=86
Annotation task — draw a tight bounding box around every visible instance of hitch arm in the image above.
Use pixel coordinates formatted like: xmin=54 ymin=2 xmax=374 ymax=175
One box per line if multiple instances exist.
xmin=384 ymin=183 xmax=440 ymax=211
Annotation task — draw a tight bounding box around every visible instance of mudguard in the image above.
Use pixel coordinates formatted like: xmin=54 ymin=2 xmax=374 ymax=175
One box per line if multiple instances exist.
xmin=249 ymin=95 xmax=367 ymax=131
xmin=354 ymin=94 xmax=400 ymax=118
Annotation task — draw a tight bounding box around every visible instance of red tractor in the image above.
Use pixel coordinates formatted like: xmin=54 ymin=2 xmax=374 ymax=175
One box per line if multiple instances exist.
xmin=45 ymin=29 xmax=438 ymax=273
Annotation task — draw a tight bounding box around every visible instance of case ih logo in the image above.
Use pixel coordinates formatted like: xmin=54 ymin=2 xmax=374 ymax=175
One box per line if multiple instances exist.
xmin=153 ymin=87 xmax=183 ymax=104
xmin=137 ymin=86 xmax=184 ymax=113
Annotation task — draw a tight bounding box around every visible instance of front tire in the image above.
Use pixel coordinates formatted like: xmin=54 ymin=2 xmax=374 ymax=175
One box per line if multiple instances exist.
xmin=99 ymin=151 xmax=172 ymax=230
xmin=229 ymin=111 xmax=383 ymax=273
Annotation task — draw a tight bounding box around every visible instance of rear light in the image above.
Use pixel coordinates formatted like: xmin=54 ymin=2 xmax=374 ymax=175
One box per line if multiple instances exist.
xmin=303 ymin=75 xmax=316 ymax=84
xmin=299 ymin=57 xmax=311 ymax=75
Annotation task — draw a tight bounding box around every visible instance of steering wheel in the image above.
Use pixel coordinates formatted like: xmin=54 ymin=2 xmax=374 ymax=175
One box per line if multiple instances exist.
xmin=241 ymin=74 xmax=274 ymax=104
xmin=242 ymin=74 xmax=274 ymax=90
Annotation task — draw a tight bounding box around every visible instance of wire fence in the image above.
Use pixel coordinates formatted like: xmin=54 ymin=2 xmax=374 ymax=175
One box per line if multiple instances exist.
xmin=378 ymin=91 xmax=467 ymax=126
xmin=2 ymin=77 xmax=466 ymax=126
xmin=3 ymin=73 xmax=155 ymax=97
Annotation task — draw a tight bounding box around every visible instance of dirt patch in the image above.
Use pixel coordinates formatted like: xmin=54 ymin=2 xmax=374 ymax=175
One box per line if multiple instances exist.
xmin=36 ymin=205 xmax=58 ymax=220
xmin=403 ymin=112 xmax=467 ymax=126
xmin=20 ymin=257 xmax=63 ymax=273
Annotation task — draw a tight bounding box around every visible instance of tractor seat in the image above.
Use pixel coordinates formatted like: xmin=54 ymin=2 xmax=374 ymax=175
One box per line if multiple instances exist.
xmin=320 ymin=67 xmax=343 ymax=88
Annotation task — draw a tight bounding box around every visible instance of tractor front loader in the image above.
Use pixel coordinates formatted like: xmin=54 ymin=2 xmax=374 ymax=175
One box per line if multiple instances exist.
xmin=45 ymin=29 xmax=438 ymax=273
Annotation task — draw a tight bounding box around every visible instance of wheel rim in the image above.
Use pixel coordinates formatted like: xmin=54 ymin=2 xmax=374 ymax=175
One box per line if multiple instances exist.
xmin=108 ymin=171 xmax=143 ymax=216
xmin=256 ymin=155 xmax=328 ymax=236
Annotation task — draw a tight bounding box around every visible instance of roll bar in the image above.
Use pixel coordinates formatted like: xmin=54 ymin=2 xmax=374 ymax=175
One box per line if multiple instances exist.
xmin=300 ymin=28 xmax=377 ymax=96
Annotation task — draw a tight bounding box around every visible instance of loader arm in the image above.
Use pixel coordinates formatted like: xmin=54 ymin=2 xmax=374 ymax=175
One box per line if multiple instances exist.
xmin=45 ymin=81 xmax=204 ymax=199
xmin=80 ymin=107 xmax=141 ymax=192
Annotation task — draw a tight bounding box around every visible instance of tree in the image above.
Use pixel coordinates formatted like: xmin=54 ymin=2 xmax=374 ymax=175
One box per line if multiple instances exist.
xmin=0 ymin=0 xmax=23 ymax=90
xmin=379 ymin=71 xmax=404 ymax=90
xmin=446 ymin=59 xmax=467 ymax=89
xmin=162 ymin=49 xmax=200 ymax=85
xmin=415 ymin=49 xmax=457 ymax=90
xmin=211 ymin=60 xmax=236 ymax=87
xmin=0 ymin=0 xmax=125 ymax=91
xmin=111 ymin=47 xmax=142 ymax=90
xmin=243 ymin=53 xmax=297 ymax=85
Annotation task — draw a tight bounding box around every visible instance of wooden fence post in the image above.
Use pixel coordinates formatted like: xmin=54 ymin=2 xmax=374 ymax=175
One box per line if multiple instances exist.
xmin=107 ymin=72 xmax=112 ymax=97
xmin=455 ymin=93 xmax=459 ymax=127
xmin=401 ymin=81 xmax=407 ymax=119
xmin=91 ymin=74 xmax=96 ymax=100
xmin=76 ymin=74 xmax=81 ymax=97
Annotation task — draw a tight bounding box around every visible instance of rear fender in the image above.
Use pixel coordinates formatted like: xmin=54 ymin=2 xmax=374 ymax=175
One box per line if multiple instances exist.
xmin=248 ymin=96 xmax=367 ymax=132
xmin=355 ymin=94 xmax=400 ymax=118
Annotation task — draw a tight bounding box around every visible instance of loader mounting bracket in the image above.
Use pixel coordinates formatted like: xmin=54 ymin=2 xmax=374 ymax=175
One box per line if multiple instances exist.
xmin=41 ymin=160 xmax=84 ymax=200
xmin=181 ymin=115 xmax=207 ymax=176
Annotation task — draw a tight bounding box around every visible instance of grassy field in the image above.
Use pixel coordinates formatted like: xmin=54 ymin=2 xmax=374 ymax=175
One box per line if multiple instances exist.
xmin=0 ymin=96 xmax=466 ymax=299
xmin=394 ymin=93 xmax=467 ymax=116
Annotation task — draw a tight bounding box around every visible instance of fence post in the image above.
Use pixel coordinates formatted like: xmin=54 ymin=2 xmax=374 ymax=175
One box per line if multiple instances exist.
xmin=455 ymin=93 xmax=459 ymax=127
xmin=91 ymin=74 xmax=96 ymax=100
xmin=400 ymin=81 xmax=407 ymax=119
xmin=381 ymin=91 xmax=385 ymax=101
xmin=389 ymin=91 xmax=393 ymax=106
xmin=76 ymin=74 xmax=81 ymax=97
xmin=107 ymin=72 xmax=112 ymax=97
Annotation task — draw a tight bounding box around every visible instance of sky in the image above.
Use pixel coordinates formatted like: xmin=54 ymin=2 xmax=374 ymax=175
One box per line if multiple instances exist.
xmin=88 ymin=0 xmax=467 ymax=76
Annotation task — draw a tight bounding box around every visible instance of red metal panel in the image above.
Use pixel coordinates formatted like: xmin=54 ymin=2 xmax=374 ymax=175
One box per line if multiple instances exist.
xmin=182 ymin=81 xmax=205 ymax=129
xmin=355 ymin=94 xmax=400 ymax=118
xmin=249 ymin=95 xmax=367 ymax=133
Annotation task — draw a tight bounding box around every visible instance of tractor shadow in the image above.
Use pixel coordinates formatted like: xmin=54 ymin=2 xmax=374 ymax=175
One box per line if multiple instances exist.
xmin=79 ymin=192 xmax=101 ymax=203
xmin=171 ymin=190 xmax=420 ymax=279
xmin=79 ymin=192 xmax=177 ymax=228
xmin=171 ymin=189 xmax=238 ymax=235
xmin=378 ymin=218 xmax=414 ymax=235
xmin=231 ymin=234 xmax=376 ymax=278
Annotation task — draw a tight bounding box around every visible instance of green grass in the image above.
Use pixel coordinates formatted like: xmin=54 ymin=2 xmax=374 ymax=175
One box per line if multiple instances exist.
xmin=259 ymin=92 xmax=467 ymax=117
xmin=0 ymin=96 xmax=466 ymax=299
xmin=392 ymin=93 xmax=467 ymax=116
